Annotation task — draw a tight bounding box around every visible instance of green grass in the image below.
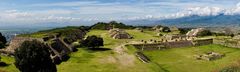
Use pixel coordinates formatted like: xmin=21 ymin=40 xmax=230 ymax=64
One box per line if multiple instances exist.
xmin=87 ymin=30 xmax=159 ymax=48
xmin=18 ymin=26 xmax=82 ymax=38
xmin=57 ymin=48 xmax=164 ymax=72
xmin=2 ymin=29 xmax=240 ymax=72
xmin=0 ymin=56 xmax=19 ymax=72
xmin=56 ymin=29 xmax=165 ymax=72
xmin=143 ymin=44 xmax=240 ymax=72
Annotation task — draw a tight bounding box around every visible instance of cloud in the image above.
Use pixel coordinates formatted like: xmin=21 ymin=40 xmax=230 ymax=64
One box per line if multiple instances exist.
xmin=237 ymin=2 xmax=240 ymax=7
xmin=0 ymin=0 xmax=239 ymax=25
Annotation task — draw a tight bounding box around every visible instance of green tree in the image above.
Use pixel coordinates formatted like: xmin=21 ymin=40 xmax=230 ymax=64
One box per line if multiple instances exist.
xmin=14 ymin=40 xmax=56 ymax=72
xmin=197 ymin=30 xmax=212 ymax=37
xmin=81 ymin=35 xmax=104 ymax=48
xmin=162 ymin=27 xmax=171 ymax=32
xmin=0 ymin=33 xmax=6 ymax=44
xmin=0 ymin=33 xmax=6 ymax=49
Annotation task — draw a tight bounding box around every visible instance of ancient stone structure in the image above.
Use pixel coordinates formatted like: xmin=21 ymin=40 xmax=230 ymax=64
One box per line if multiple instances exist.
xmin=152 ymin=25 xmax=164 ymax=32
xmin=170 ymin=26 xmax=179 ymax=32
xmin=109 ymin=28 xmax=132 ymax=39
xmin=186 ymin=28 xmax=205 ymax=37
xmin=131 ymin=38 xmax=213 ymax=51
xmin=195 ymin=52 xmax=224 ymax=61
xmin=214 ymin=38 xmax=240 ymax=48
xmin=135 ymin=28 xmax=143 ymax=32
xmin=233 ymin=35 xmax=240 ymax=40
xmin=1 ymin=29 xmax=86 ymax=64
xmin=135 ymin=52 xmax=150 ymax=63
xmin=132 ymin=43 xmax=166 ymax=51
xmin=0 ymin=37 xmax=43 ymax=55
xmin=193 ymin=38 xmax=213 ymax=46
xmin=163 ymin=34 xmax=187 ymax=41
xmin=164 ymin=41 xmax=193 ymax=48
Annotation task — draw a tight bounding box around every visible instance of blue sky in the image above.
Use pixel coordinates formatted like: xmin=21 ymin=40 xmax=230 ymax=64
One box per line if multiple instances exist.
xmin=0 ymin=0 xmax=240 ymax=25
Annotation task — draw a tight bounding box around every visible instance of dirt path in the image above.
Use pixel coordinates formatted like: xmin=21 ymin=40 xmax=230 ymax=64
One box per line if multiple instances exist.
xmin=112 ymin=42 xmax=137 ymax=67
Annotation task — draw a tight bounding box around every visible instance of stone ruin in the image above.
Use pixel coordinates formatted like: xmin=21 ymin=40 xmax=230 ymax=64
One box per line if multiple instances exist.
xmin=0 ymin=29 xmax=86 ymax=64
xmin=169 ymin=26 xmax=179 ymax=32
xmin=135 ymin=51 xmax=150 ymax=63
xmin=164 ymin=41 xmax=193 ymax=48
xmin=135 ymin=28 xmax=143 ymax=32
xmin=186 ymin=28 xmax=205 ymax=37
xmin=130 ymin=38 xmax=213 ymax=51
xmin=195 ymin=52 xmax=225 ymax=61
xmin=109 ymin=28 xmax=133 ymax=39
xmin=193 ymin=38 xmax=213 ymax=46
xmin=152 ymin=25 xmax=164 ymax=32
xmin=163 ymin=34 xmax=188 ymax=41
xmin=0 ymin=36 xmax=74 ymax=64
xmin=0 ymin=37 xmax=43 ymax=55
xmin=132 ymin=43 xmax=166 ymax=51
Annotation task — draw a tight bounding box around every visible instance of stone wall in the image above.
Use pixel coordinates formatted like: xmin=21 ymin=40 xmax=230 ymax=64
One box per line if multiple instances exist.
xmin=193 ymin=39 xmax=213 ymax=46
xmin=131 ymin=39 xmax=213 ymax=51
xmin=109 ymin=28 xmax=132 ymax=39
xmin=214 ymin=39 xmax=240 ymax=48
xmin=164 ymin=41 xmax=193 ymax=48
xmin=1 ymin=37 xmax=43 ymax=54
xmin=132 ymin=43 xmax=166 ymax=51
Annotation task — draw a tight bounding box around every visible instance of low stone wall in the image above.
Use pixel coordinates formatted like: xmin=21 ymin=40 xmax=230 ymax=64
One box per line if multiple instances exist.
xmin=130 ymin=39 xmax=214 ymax=51
xmin=132 ymin=43 xmax=166 ymax=51
xmin=164 ymin=41 xmax=193 ymax=48
xmin=135 ymin=52 xmax=150 ymax=63
xmin=214 ymin=39 xmax=240 ymax=48
xmin=193 ymin=39 xmax=213 ymax=46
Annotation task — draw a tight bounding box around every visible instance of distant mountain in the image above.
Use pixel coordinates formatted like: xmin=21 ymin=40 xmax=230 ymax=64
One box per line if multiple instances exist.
xmin=156 ymin=14 xmax=240 ymax=27
xmin=125 ymin=14 xmax=240 ymax=28
xmin=125 ymin=7 xmax=240 ymax=27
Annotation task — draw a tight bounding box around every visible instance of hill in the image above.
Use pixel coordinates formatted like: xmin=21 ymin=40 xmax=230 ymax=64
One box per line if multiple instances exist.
xmin=91 ymin=21 xmax=135 ymax=30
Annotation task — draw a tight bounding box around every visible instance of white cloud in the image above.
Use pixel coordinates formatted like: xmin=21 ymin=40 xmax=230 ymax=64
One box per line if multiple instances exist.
xmin=0 ymin=0 xmax=240 ymax=25
xmin=237 ymin=2 xmax=240 ymax=7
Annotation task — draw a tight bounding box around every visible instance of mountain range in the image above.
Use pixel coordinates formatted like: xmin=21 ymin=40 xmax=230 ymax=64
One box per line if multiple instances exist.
xmin=125 ymin=7 xmax=240 ymax=28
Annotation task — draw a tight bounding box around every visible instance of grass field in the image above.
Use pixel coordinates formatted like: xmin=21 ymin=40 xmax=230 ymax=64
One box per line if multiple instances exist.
xmin=143 ymin=44 xmax=240 ymax=72
xmin=0 ymin=29 xmax=162 ymax=72
xmin=0 ymin=29 xmax=239 ymax=72
xmin=57 ymin=29 xmax=163 ymax=72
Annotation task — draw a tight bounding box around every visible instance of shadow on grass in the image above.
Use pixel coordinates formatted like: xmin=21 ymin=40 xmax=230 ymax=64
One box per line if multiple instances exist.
xmin=0 ymin=62 xmax=10 ymax=67
xmin=88 ymin=48 xmax=111 ymax=51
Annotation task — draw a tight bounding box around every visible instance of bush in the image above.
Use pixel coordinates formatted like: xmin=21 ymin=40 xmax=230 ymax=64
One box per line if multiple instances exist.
xmin=81 ymin=35 xmax=104 ymax=48
xmin=162 ymin=27 xmax=171 ymax=32
xmin=197 ymin=30 xmax=212 ymax=37
xmin=0 ymin=33 xmax=6 ymax=44
xmin=14 ymin=40 xmax=57 ymax=72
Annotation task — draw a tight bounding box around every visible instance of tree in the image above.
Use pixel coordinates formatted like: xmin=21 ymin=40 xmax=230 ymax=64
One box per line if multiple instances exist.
xmin=179 ymin=28 xmax=191 ymax=34
xmin=230 ymin=34 xmax=235 ymax=37
xmin=0 ymin=33 xmax=6 ymax=44
xmin=0 ymin=33 xmax=6 ymax=49
xmin=81 ymin=35 xmax=104 ymax=48
xmin=162 ymin=27 xmax=171 ymax=32
xmin=14 ymin=40 xmax=56 ymax=72
xmin=197 ymin=30 xmax=212 ymax=37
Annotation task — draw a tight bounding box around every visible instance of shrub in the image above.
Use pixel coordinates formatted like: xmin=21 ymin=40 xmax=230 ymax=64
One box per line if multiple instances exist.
xmin=14 ymin=40 xmax=57 ymax=72
xmin=81 ymin=35 xmax=104 ymax=48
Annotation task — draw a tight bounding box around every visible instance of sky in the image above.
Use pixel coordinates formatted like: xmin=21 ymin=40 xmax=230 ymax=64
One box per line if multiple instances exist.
xmin=0 ymin=0 xmax=240 ymax=26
